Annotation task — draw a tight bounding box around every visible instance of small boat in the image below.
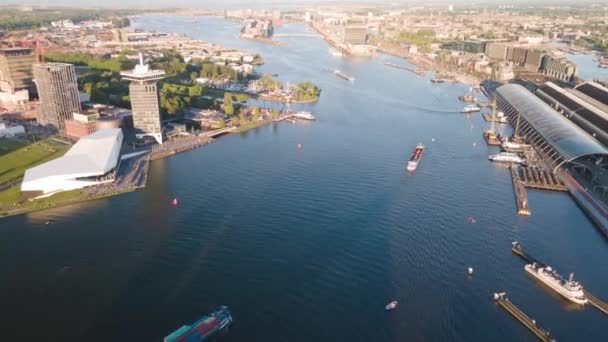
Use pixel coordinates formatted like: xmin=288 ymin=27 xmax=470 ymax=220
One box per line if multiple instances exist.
xmin=488 ymin=152 xmax=524 ymax=164
xmin=385 ymin=301 xmax=398 ymax=310
xmin=460 ymin=104 xmax=481 ymax=113
xmin=407 ymin=144 xmax=425 ymax=172
xmin=164 ymin=306 xmax=232 ymax=342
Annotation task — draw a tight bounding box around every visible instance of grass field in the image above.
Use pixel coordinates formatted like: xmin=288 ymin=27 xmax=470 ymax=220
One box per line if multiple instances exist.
xmin=0 ymin=138 xmax=70 ymax=210
xmin=0 ymin=138 xmax=68 ymax=185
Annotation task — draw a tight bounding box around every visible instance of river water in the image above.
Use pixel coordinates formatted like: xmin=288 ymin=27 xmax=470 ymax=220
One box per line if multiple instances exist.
xmin=1 ymin=16 xmax=607 ymax=342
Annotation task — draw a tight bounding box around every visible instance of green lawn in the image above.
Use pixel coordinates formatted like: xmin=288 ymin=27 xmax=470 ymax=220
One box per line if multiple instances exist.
xmin=0 ymin=138 xmax=68 ymax=185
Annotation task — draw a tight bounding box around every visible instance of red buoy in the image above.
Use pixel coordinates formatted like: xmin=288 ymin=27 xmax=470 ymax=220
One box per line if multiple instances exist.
xmin=172 ymin=198 xmax=179 ymax=207
xmin=297 ymin=143 xmax=302 ymax=149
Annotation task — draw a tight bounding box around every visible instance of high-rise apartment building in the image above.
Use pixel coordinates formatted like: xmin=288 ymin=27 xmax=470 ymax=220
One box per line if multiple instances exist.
xmin=0 ymin=48 xmax=35 ymax=94
xmin=33 ymin=63 xmax=82 ymax=134
xmin=120 ymin=54 xmax=165 ymax=144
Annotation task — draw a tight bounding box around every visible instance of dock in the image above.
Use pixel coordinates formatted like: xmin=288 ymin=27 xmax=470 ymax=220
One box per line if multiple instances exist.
xmin=494 ymin=292 xmax=556 ymax=342
xmin=513 ymin=166 xmax=567 ymax=192
xmin=510 ymin=165 xmax=531 ymax=215
xmin=511 ymin=241 xmax=608 ymax=316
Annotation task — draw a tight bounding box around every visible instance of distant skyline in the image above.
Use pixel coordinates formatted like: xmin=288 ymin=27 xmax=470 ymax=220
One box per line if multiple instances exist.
xmin=2 ymin=0 xmax=603 ymax=9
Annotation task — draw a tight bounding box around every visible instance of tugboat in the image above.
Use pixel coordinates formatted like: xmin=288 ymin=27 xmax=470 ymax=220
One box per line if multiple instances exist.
xmin=407 ymin=144 xmax=425 ymax=172
xmin=385 ymin=301 xmax=398 ymax=311
xmin=525 ymin=263 xmax=588 ymax=305
xmin=164 ymin=306 xmax=232 ymax=342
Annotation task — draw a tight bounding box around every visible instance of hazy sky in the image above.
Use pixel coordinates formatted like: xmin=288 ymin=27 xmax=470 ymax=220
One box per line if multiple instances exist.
xmin=3 ymin=0 xmax=594 ymax=9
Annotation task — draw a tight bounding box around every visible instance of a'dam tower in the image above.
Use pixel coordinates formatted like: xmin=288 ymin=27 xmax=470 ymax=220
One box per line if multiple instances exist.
xmin=120 ymin=53 xmax=165 ymax=144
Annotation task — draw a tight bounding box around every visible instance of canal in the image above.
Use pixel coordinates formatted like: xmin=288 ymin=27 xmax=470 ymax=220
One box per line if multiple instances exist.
xmin=1 ymin=16 xmax=607 ymax=342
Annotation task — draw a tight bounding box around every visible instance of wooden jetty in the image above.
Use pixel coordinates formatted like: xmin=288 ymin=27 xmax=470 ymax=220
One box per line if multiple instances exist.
xmin=510 ymin=165 xmax=531 ymax=215
xmin=513 ymin=166 xmax=567 ymax=192
xmin=511 ymin=241 xmax=608 ymax=317
xmin=494 ymin=292 xmax=556 ymax=342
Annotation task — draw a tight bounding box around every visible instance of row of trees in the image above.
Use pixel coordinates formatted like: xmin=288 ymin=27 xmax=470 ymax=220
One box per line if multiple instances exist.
xmin=0 ymin=9 xmax=137 ymax=31
xmin=397 ymin=29 xmax=438 ymax=52
xmin=45 ymin=52 xmax=136 ymax=73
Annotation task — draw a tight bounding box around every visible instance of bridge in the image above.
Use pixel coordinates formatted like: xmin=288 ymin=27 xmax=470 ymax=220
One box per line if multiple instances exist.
xmin=202 ymin=126 xmax=237 ymax=138
xmin=274 ymin=33 xmax=319 ymax=38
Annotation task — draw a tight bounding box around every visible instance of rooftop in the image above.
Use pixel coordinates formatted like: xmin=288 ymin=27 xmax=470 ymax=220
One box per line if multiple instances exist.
xmin=22 ymin=128 xmax=123 ymax=187
xmin=496 ymin=83 xmax=608 ymax=164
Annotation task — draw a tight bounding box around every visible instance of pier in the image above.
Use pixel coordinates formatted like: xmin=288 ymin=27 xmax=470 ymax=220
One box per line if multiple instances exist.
xmin=513 ymin=166 xmax=567 ymax=192
xmin=494 ymin=292 xmax=556 ymax=342
xmin=511 ymin=242 xmax=608 ymax=316
xmin=383 ymin=62 xmax=425 ymax=76
xmin=511 ymin=165 xmax=531 ymax=215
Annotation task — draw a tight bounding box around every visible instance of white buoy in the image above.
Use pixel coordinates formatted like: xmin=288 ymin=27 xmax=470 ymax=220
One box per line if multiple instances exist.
xmin=431 ymin=138 xmax=436 ymax=142
xmin=468 ymin=267 xmax=474 ymax=275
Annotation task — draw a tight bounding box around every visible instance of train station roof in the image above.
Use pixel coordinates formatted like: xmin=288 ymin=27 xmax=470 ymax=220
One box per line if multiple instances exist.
xmin=496 ymin=83 xmax=608 ymax=163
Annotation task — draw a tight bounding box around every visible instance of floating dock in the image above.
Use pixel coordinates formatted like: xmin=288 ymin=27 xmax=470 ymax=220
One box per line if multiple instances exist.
xmin=510 ymin=165 xmax=531 ymax=216
xmin=511 ymin=241 xmax=608 ymax=316
xmin=494 ymin=292 xmax=556 ymax=342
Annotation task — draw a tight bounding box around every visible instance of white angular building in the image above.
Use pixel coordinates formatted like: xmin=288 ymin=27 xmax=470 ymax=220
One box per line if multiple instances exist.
xmin=21 ymin=128 xmax=123 ymax=198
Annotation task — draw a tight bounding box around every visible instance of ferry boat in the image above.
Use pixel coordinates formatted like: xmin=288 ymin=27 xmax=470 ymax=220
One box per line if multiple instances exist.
xmin=488 ymin=152 xmax=523 ymax=164
xmin=407 ymin=144 xmax=425 ymax=172
xmin=293 ymin=111 xmax=316 ymax=120
xmin=525 ymin=263 xmax=588 ymax=305
xmin=334 ymin=70 xmax=354 ymax=82
xmin=164 ymin=307 xmax=232 ymax=342
xmin=460 ymin=104 xmax=481 ymax=113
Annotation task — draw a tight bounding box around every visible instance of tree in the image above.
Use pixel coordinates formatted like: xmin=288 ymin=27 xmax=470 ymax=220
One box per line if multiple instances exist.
xmin=252 ymin=107 xmax=260 ymax=122
xmin=271 ymin=108 xmax=280 ymax=119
